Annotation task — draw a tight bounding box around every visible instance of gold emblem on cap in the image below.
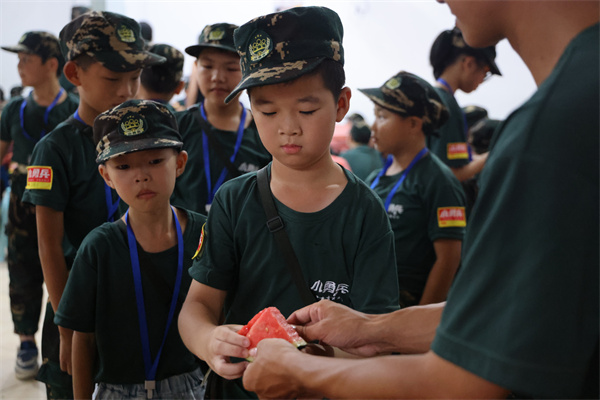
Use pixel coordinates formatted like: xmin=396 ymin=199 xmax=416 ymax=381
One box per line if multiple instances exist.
xmin=385 ymin=77 xmax=401 ymax=90
xmin=121 ymin=115 xmax=145 ymax=136
xmin=18 ymin=34 xmax=27 ymax=44
xmin=208 ymin=28 xmax=225 ymax=41
xmin=249 ymin=31 xmax=272 ymax=62
xmin=117 ymin=25 xmax=136 ymax=43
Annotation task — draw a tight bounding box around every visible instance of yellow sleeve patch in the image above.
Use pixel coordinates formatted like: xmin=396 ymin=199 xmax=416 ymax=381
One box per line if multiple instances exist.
xmin=447 ymin=142 xmax=469 ymax=160
xmin=192 ymin=223 xmax=206 ymax=260
xmin=437 ymin=207 xmax=466 ymax=227
xmin=25 ymin=166 xmax=53 ymax=190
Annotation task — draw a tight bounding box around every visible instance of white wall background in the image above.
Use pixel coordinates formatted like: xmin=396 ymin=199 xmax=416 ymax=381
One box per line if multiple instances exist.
xmin=0 ymin=0 xmax=537 ymax=123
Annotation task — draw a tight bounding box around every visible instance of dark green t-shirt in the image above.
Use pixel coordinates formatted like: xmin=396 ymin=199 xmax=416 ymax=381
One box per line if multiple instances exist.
xmin=340 ymin=145 xmax=383 ymax=181
xmin=432 ymin=23 xmax=599 ymax=399
xmin=22 ymin=116 xmax=120 ymax=250
xmin=55 ymin=209 xmax=206 ymax=384
xmin=190 ymin=164 xmax=400 ymax=399
xmin=0 ymin=92 xmax=78 ymax=197
xmin=427 ymin=88 xmax=471 ymax=169
xmin=172 ymin=106 xmax=271 ymax=214
xmin=367 ymin=153 xmax=465 ymax=303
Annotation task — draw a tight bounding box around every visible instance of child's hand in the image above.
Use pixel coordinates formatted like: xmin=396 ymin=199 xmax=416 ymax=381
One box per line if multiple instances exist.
xmin=205 ymin=324 xmax=250 ymax=380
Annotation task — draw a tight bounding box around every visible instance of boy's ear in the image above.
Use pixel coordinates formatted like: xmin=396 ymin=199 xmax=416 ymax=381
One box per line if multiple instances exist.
xmin=335 ymin=87 xmax=352 ymax=123
xmin=44 ymin=57 xmax=59 ymax=76
xmin=98 ymin=164 xmax=115 ymax=189
xmin=63 ymin=61 xmax=82 ymax=86
xmin=408 ymin=116 xmax=424 ymax=134
xmin=174 ymin=80 xmax=185 ymax=95
xmin=175 ymin=150 xmax=188 ymax=178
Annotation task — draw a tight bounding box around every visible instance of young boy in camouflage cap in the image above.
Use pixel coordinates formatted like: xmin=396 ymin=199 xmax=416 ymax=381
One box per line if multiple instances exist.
xmin=54 ymin=99 xmax=206 ymax=399
xmin=0 ymin=30 xmax=78 ymax=381
xmin=22 ymin=11 xmax=164 ymax=399
xmin=360 ymin=71 xmax=466 ymax=308
xmin=137 ymin=43 xmax=185 ymax=113
xmin=172 ymin=22 xmax=270 ymax=214
xmin=179 ymin=7 xmax=399 ymax=399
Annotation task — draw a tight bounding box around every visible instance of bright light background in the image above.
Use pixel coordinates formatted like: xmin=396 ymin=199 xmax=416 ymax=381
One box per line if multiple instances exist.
xmin=0 ymin=0 xmax=537 ymax=124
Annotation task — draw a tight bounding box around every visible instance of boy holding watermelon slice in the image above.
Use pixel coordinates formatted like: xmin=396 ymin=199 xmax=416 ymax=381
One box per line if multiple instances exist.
xmin=179 ymin=6 xmax=400 ymax=399
xmin=242 ymin=1 xmax=599 ymax=399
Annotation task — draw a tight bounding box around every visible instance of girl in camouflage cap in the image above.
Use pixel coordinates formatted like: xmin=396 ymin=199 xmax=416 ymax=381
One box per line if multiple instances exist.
xmin=360 ymin=70 xmax=467 ymax=308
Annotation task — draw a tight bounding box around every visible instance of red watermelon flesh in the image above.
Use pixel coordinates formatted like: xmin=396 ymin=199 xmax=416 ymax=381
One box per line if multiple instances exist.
xmin=237 ymin=307 xmax=307 ymax=361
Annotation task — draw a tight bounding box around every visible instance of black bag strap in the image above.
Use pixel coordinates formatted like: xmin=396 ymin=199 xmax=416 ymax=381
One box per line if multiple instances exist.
xmin=191 ymin=105 xmax=242 ymax=178
xmin=256 ymin=166 xmax=316 ymax=306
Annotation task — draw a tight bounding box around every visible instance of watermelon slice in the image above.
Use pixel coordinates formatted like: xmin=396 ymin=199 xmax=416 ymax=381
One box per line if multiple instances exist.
xmin=237 ymin=307 xmax=307 ymax=361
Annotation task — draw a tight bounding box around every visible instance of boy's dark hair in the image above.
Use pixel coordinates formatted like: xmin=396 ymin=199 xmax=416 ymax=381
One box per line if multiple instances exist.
xmin=350 ymin=120 xmax=371 ymax=144
xmin=72 ymin=54 xmax=96 ymax=71
xmin=247 ymin=58 xmax=345 ymax=103
xmin=307 ymin=59 xmax=346 ymax=101
xmin=141 ymin=44 xmax=184 ymax=94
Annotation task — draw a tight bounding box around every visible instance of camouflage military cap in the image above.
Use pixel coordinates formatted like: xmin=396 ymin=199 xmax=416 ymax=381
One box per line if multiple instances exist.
xmin=94 ymin=99 xmax=183 ymax=163
xmin=185 ymin=23 xmax=238 ymax=57
xmin=147 ymin=44 xmax=185 ymax=82
xmin=350 ymin=120 xmax=372 ymax=145
xmin=1 ymin=31 xmax=63 ymax=63
xmin=359 ymin=71 xmax=449 ymax=136
xmin=224 ymin=6 xmax=344 ymax=103
xmin=60 ymin=11 xmax=165 ymax=72
xmin=430 ymin=27 xmax=501 ymax=76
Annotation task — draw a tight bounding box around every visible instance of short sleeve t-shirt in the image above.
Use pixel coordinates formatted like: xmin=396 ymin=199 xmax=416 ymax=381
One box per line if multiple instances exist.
xmin=172 ymin=106 xmax=271 ymax=213
xmin=367 ymin=153 xmax=465 ymax=302
xmin=22 ymin=117 xmax=119 ymax=250
xmin=190 ymin=164 xmax=400 ymax=399
xmin=55 ymin=209 xmax=206 ymax=384
xmin=431 ymin=23 xmax=599 ymax=398
xmin=427 ymin=88 xmax=471 ymax=168
xmin=0 ymin=93 xmax=78 ymax=197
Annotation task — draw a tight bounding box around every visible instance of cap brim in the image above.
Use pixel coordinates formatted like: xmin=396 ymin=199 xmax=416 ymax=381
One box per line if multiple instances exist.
xmin=1 ymin=44 xmax=31 ymax=54
xmin=225 ymin=57 xmax=325 ymax=104
xmin=94 ymin=50 xmax=166 ymax=72
xmin=357 ymin=88 xmax=408 ymax=115
xmin=96 ymin=138 xmax=182 ymax=163
xmin=185 ymin=44 xmax=236 ymax=57
xmin=484 ymin=55 xmax=501 ymax=76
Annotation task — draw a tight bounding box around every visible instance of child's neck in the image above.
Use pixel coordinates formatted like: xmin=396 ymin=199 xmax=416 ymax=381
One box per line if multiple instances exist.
xmin=125 ymin=206 xmax=183 ymax=253
xmin=203 ymin=100 xmax=245 ymax=131
xmin=270 ymin=155 xmax=347 ymax=213
xmin=31 ymin=78 xmax=63 ymax=107
xmin=436 ymin=71 xmax=458 ymax=94
xmin=387 ymin=140 xmax=427 ymax=176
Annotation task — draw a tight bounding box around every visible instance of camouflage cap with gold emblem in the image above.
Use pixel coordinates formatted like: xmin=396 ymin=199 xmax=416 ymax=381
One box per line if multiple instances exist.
xmin=1 ymin=31 xmax=64 ymax=64
xmin=430 ymin=27 xmax=501 ymax=79
xmin=94 ymin=99 xmax=183 ymax=163
xmin=359 ymin=71 xmax=449 ymax=136
xmin=224 ymin=6 xmax=344 ymax=103
xmin=185 ymin=22 xmax=238 ymax=57
xmin=60 ymin=11 xmax=166 ymax=72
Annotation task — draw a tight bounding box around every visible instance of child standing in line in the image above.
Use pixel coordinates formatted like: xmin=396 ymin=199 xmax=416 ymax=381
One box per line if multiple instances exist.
xmin=0 ymin=31 xmax=78 ymax=380
xmin=178 ymin=7 xmax=399 ymax=399
xmin=55 ymin=99 xmax=206 ymax=400
xmin=137 ymin=43 xmax=186 ymax=113
xmin=172 ymin=23 xmax=271 ymax=214
xmin=22 ymin=11 xmax=165 ymax=399
xmin=361 ymin=71 xmax=466 ymax=307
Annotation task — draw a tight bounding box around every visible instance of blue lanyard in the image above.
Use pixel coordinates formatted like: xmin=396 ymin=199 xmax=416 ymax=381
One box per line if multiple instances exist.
xmin=370 ymin=148 xmax=428 ymax=212
xmin=436 ymin=78 xmax=472 ymax=161
xmin=201 ymin=102 xmax=246 ymax=205
xmin=126 ymin=207 xmax=184 ymax=398
xmin=19 ymin=88 xmax=64 ymax=142
xmin=75 ymin=109 xmax=121 ymax=221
